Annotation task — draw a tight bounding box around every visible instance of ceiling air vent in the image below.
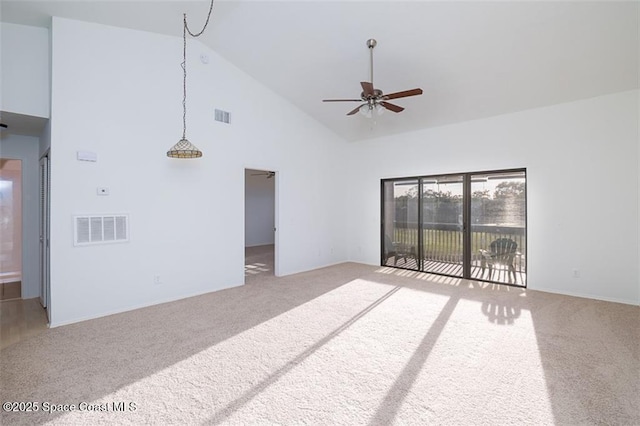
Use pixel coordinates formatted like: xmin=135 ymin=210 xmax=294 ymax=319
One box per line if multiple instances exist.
xmin=74 ymin=214 xmax=129 ymax=246
xmin=214 ymin=109 xmax=231 ymax=124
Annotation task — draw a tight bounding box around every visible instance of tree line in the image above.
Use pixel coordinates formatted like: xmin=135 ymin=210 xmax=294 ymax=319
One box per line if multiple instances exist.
xmin=394 ymin=182 xmax=525 ymax=226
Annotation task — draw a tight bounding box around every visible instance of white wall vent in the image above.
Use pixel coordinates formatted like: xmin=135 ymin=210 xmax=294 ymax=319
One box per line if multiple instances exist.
xmin=215 ymin=109 xmax=231 ymax=124
xmin=74 ymin=214 xmax=129 ymax=246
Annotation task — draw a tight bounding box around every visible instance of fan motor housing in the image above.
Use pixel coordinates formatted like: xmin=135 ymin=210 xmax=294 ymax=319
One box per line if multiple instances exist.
xmin=361 ymin=89 xmax=383 ymax=100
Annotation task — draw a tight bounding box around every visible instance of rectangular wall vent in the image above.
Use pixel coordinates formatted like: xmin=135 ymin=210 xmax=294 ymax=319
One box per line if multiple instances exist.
xmin=214 ymin=109 xmax=231 ymax=124
xmin=74 ymin=214 xmax=129 ymax=246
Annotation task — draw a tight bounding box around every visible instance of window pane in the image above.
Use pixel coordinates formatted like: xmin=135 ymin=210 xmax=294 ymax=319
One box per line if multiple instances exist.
xmin=422 ymin=176 xmax=464 ymax=277
xmin=382 ymin=180 xmax=419 ymax=270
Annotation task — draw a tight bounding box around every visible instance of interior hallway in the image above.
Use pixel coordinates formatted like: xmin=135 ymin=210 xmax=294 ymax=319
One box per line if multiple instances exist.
xmin=245 ymin=244 xmax=275 ymax=282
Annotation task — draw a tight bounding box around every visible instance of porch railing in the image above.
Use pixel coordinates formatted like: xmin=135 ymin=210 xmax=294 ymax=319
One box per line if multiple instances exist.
xmin=389 ymin=222 xmax=526 ymax=273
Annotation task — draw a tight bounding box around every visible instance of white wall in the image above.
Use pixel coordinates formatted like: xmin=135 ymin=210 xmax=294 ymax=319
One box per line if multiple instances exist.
xmin=347 ymin=91 xmax=640 ymax=305
xmin=48 ymin=18 xmax=347 ymax=327
xmin=0 ymin=135 xmax=41 ymax=299
xmin=245 ymin=170 xmax=275 ymax=247
xmin=1 ymin=23 xmax=50 ymax=118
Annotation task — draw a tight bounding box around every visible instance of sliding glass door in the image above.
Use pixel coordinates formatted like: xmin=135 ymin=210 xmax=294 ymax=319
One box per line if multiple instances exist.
xmin=470 ymin=171 xmax=527 ymax=285
xmin=422 ymin=175 xmax=464 ymax=277
xmin=381 ymin=169 xmax=527 ymax=287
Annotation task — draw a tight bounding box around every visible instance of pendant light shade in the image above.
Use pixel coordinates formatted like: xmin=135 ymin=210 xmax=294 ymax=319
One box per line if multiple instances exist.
xmin=167 ymin=138 xmax=202 ymax=158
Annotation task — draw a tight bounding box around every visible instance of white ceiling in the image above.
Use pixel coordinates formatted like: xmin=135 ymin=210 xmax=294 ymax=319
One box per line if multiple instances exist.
xmin=2 ymin=1 xmax=638 ymax=141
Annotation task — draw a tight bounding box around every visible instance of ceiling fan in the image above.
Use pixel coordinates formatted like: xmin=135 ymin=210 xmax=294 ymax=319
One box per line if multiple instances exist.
xmin=323 ymin=39 xmax=423 ymax=117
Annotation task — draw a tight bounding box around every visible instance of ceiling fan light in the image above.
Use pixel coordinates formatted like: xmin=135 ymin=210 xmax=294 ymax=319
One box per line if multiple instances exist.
xmin=359 ymin=104 xmax=373 ymax=118
xmin=375 ymin=104 xmax=385 ymax=116
xmin=167 ymin=138 xmax=203 ymax=158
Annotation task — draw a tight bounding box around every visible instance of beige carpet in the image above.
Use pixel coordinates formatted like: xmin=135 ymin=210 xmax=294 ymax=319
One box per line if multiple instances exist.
xmin=1 ymin=263 xmax=638 ymax=425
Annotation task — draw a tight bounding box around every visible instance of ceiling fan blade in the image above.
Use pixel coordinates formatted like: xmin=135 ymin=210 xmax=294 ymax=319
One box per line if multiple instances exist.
xmin=347 ymin=105 xmax=363 ymax=116
xmin=361 ymin=82 xmax=375 ymax=97
xmin=383 ymin=88 xmax=423 ymax=100
xmin=380 ymin=101 xmax=405 ymax=113
xmin=251 ymin=171 xmax=275 ymax=178
xmin=323 ymin=99 xmax=363 ymax=102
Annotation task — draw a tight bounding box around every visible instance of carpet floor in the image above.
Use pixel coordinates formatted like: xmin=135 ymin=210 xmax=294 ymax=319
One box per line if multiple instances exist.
xmin=1 ymin=262 xmax=638 ymax=425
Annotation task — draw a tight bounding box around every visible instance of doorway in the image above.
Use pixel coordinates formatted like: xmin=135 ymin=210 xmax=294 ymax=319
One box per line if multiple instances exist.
xmin=381 ymin=169 xmax=527 ymax=286
xmin=244 ymin=169 xmax=276 ymax=280
xmin=0 ymin=159 xmax=23 ymax=299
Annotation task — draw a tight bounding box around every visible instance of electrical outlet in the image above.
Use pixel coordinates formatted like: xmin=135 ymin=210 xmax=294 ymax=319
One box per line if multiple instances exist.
xmin=97 ymin=187 xmax=109 ymax=196
xmin=153 ymin=275 xmax=162 ymax=285
xmin=572 ymin=269 xmax=580 ymax=278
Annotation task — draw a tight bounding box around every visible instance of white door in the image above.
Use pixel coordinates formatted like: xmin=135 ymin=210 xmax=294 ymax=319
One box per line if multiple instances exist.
xmin=39 ymin=155 xmax=50 ymax=315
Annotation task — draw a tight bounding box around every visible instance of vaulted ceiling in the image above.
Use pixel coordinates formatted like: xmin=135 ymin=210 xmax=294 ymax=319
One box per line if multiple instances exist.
xmin=3 ymin=1 xmax=638 ymax=141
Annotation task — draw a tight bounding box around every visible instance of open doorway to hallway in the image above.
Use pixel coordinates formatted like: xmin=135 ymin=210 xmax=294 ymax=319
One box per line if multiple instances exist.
xmin=244 ymin=169 xmax=276 ymax=281
xmin=0 ymin=158 xmax=23 ymax=300
xmin=0 ymin=148 xmax=49 ymax=348
xmin=0 ymin=123 xmax=50 ymax=346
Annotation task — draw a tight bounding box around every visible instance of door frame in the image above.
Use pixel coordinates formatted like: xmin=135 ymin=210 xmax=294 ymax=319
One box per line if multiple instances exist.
xmin=243 ymin=166 xmax=279 ymax=278
xmin=39 ymin=151 xmax=51 ymax=320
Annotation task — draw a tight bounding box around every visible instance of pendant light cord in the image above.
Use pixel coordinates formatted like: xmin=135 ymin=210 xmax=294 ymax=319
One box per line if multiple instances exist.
xmin=182 ymin=0 xmax=215 ymax=140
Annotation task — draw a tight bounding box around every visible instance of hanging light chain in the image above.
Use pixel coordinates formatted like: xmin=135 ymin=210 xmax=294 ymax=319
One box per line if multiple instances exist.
xmin=185 ymin=0 xmax=215 ymax=38
xmin=182 ymin=15 xmax=187 ymax=140
xmin=181 ymin=0 xmax=216 ymax=141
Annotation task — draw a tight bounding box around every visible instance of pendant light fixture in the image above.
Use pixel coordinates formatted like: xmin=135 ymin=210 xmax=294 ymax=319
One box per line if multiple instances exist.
xmin=167 ymin=0 xmax=216 ymax=159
